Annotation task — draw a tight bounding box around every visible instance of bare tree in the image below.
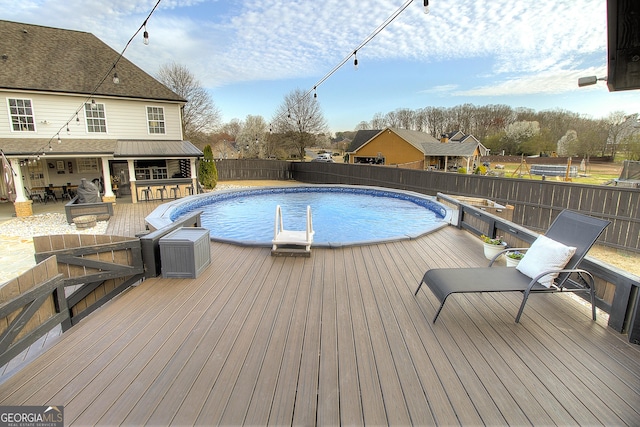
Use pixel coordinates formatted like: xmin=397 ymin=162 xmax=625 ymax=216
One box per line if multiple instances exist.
xmin=606 ymin=111 xmax=637 ymax=158
xmin=370 ymin=112 xmax=387 ymax=129
xmin=156 ymin=62 xmax=221 ymax=141
xmin=237 ymin=115 xmax=269 ymax=158
xmin=272 ymin=88 xmax=328 ymax=160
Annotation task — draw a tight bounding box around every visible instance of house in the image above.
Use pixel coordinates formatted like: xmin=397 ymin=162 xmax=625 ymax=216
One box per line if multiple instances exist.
xmin=0 ymin=20 xmax=202 ymax=217
xmin=346 ymin=128 xmax=488 ymax=171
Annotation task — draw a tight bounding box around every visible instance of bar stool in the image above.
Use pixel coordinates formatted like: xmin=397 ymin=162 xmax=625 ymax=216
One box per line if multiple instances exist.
xmin=140 ymin=186 xmax=153 ymax=201
xmin=185 ymin=184 xmax=195 ymax=195
xmin=170 ymin=184 xmax=182 ymax=199
xmin=156 ymin=185 xmax=168 ymax=201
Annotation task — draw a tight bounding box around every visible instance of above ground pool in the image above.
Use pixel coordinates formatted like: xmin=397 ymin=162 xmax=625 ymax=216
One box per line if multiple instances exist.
xmin=149 ymin=185 xmax=452 ymax=247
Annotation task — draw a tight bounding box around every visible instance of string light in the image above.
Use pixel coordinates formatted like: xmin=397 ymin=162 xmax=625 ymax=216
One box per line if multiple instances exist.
xmin=30 ymin=0 xmax=161 ymax=160
xmin=143 ymin=22 xmax=149 ymax=45
xmin=423 ymin=0 xmax=430 ymax=14
xmin=353 ymin=50 xmax=358 ymax=70
xmin=270 ymin=0 xmax=420 ymax=133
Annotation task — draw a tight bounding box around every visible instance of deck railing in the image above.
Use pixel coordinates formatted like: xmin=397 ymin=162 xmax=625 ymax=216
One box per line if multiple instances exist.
xmin=437 ymin=192 xmax=640 ymax=344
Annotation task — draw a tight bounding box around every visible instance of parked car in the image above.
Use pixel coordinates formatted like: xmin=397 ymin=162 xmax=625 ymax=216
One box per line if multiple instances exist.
xmin=311 ymin=157 xmax=334 ymax=163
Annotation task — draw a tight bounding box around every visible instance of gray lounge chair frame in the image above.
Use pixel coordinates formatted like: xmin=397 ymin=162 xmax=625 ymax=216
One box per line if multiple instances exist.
xmin=415 ymin=210 xmax=610 ymax=323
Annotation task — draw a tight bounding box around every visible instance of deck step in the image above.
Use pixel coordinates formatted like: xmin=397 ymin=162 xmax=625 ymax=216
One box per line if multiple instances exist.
xmin=270 ymin=246 xmax=311 ymax=257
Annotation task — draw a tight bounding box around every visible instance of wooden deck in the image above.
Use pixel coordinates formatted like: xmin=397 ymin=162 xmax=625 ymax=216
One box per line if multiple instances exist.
xmin=1 ymin=222 xmax=639 ymax=425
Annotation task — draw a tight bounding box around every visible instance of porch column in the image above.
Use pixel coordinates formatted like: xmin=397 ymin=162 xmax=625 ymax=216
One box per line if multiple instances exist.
xmin=101 ymin=157 xmax=116 ymax=203
xmin=190 ymin=158 xmax=198 ymax=194
xmin=10 ymin=158 xmax=32 ymax=217
xmin=128 ymin=160 xmax=138 ymax=203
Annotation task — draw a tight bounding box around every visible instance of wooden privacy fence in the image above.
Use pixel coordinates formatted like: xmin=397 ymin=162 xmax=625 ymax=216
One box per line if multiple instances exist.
xmin=33 ymin=234 xmax=144 ymax=330
xmin=0 ymin=256 xmax=67 ymax=366
xmin=215 ymin=160 xmax=639 ymax=252
xmin=293 ymin=162 xmax=640 ymax=252
xmin=215 ymin=159 xmax=293 ymax=181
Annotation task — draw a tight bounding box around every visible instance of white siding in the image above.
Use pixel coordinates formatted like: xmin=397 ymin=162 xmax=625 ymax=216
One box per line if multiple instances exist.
xmin=0 ymin=90 xmax=183 ymax=140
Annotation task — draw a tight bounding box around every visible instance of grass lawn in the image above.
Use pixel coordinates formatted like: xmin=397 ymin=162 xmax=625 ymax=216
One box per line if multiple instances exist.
xmin=487 ymin=160 xmax=625 ymax=186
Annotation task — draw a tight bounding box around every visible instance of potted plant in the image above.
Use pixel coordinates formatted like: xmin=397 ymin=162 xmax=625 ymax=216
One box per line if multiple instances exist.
xmin=505 ymin=250 xmax=524 ymax=267
xmin=480 ymin=234 xmax=506 ymax=260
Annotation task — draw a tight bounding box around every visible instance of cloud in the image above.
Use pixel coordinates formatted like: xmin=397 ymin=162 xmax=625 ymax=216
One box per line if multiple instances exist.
xmin=453 ymin=66 xmax=609 ymax=97
xmin=2 ymin=0 xmax=608 ymax=91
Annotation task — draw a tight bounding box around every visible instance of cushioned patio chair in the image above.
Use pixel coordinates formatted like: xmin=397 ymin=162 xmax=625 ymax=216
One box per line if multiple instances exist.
xmin=414 ymin=210 xmax=610 ymax=323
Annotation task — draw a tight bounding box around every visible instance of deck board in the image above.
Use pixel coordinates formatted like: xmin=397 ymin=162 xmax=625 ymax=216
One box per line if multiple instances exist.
xmin=2 ymin=224 xmax=640 ymax=426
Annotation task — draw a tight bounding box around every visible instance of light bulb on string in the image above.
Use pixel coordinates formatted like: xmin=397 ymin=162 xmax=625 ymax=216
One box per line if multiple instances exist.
xmin=57 ymin=133 xmax=61 ymax=144
xmin=423 ymin=0 xmax=430 ymax=14
xmin=66 ymin=124 xmax=70 ymax=135
xmin=354 ymin=51 xmax=358 ymax=70
xmin=143 ymin=23 xmax=149 ymax=45
xmin=313 ymin=87 xmax=317 ymax=99
xmin=113 ymin=72 xmax=120 ymax=84
xmin=76 ymin=113 xmax=80 ymax=125
xmin=49 ymin=143 xmax=53 ymax=151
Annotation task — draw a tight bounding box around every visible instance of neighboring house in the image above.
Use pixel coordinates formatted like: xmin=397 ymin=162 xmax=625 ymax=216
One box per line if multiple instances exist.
xmin=0 ymin=20 xmax=202 ymax=216
xmin=347 ymin=128 xmax=488 ymax=171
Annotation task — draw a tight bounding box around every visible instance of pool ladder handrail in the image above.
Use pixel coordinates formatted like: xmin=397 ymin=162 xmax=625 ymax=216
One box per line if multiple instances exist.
xmin=272 ymin=205 xmax=314 ymax=252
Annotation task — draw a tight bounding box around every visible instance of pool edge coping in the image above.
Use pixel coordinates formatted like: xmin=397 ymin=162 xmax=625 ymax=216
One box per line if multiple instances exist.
xmin=145 ymin=184 xmax=456 ymax=248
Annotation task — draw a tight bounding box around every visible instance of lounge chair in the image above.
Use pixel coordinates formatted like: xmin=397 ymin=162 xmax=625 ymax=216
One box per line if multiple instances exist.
xmin=414 ymin=210 xmax=610 ymax=323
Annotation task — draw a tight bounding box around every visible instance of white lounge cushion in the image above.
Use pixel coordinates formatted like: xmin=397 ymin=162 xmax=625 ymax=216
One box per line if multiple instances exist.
xmin=516 ymin=235 xmax=576 ymax=288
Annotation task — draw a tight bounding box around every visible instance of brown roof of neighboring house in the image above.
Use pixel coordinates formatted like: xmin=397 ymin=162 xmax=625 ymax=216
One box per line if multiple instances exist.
xmin=0 ymin=20 xmax=185 ymax=103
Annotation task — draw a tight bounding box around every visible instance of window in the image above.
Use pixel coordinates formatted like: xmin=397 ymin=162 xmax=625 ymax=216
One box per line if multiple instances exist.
xmin=77 ymin=158 xmax=99 ymax=173
xmin=147 ymin=106 xmax=165 ymax=134
xmin=134 ymin=159 xmax=167 ymax=180
xmin=85 ymin=102 xmax=107 ymax=133
xmin=8 ymin=98 xmax=36 ymax=131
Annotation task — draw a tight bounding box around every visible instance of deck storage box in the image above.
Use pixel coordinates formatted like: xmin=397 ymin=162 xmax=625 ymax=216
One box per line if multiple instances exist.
xmin=159 ymin=227 xmax=211 ymax=278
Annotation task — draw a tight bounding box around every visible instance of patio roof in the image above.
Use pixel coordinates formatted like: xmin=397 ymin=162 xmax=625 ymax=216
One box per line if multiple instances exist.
xmin=0 ymin=139 xmax=202 ymax=158
xmin=114 ymin=140 xmax=202 ymax=158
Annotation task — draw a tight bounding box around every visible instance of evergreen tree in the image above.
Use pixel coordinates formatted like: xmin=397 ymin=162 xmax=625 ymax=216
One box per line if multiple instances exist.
xmin=199 ymin=145 xmax=218 ymax=189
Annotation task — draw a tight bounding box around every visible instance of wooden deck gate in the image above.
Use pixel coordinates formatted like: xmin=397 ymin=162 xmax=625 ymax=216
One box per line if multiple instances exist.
xmin=0 ymin=256 xmax=67 ymax=366
xmin=33 ymin=234 xmax=144 ymax=330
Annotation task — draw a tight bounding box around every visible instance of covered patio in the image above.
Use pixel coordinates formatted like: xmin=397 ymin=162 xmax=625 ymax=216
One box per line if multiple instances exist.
xmin=1 ymin=224 xmax=638 ymax=425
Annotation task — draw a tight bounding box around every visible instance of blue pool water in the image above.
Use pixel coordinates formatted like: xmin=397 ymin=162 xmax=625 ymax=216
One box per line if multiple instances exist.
xmin=167 ymin=186 xmax=450 ymax=247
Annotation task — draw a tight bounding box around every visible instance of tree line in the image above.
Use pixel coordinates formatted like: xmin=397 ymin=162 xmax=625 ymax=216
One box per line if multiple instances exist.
xmin=355 ymin=105 xmax=640 ymax=160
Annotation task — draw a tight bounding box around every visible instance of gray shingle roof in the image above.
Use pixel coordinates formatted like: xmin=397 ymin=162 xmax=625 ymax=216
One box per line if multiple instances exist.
xmin=0 ymin=20 xmax=185 ymax=102
xmin=0 ymin=138 xmax=117 ymax=155
xmin=347 ymin=129 xmax=381 ymax=152
xmin=0 ymin=138 xmax=202 ymax=158
xmin=420 ymin=141 xmax=480 ymax=156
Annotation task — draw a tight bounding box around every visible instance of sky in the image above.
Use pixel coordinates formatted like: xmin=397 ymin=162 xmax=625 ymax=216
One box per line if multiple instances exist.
xmin=2 ymin=0 xmax=638 ymax=133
